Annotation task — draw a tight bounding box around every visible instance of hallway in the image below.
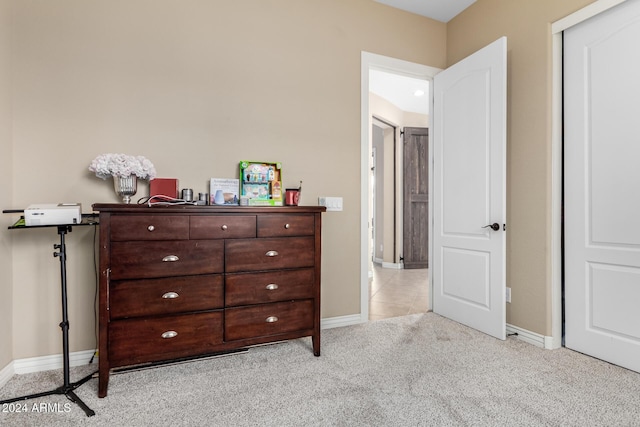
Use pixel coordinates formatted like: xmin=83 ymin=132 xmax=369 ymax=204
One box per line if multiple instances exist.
xmin=368 ymin=263 xmax=429 ymax=321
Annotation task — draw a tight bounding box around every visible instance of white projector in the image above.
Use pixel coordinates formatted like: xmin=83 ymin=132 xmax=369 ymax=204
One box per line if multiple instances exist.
xmin=24 ymin=203 xmax=82 ymax=226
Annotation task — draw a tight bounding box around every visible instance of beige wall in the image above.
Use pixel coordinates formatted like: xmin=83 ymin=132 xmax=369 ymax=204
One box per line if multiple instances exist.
xmin=6 ymin=0 xmax=446 ymax=360
xmin=447 ymin=0 xmax=595 ymax=335
xmin=403 ymin=111 xmax=430 ymax=129
xmin=6 ymin=0 xmax=604 ymax=366
xmin=0 ymin=0 xmax=14 ymax=370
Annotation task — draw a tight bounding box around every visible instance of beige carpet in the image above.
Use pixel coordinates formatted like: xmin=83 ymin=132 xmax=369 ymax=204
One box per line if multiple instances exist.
xmin=1 ymin=312 xmax=640 ymax=426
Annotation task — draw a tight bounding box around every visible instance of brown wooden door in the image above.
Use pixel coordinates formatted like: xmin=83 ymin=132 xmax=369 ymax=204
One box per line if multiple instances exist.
xmin=403 ymin=127 xmax=428 ymax=269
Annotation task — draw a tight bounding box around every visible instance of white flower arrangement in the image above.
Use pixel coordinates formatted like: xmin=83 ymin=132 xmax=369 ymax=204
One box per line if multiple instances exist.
xmin=89 ymin=153 xmax=156 ymax=180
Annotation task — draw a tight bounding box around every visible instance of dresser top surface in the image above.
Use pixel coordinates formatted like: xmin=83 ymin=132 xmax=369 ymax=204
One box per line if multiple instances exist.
xmin=92 ymin=203 xmax=326 ymax=214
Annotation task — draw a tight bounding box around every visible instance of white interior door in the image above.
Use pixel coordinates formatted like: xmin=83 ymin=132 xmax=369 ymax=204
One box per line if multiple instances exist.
xmin=431 ymin=37 xmax=507 ymax=340
xmin=564 ymin=0 xmax=640 ymax=373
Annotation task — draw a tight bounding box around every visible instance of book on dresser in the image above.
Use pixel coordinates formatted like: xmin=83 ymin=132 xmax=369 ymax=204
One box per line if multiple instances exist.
xmin=92 ymin=203 xmax=325 ymax=398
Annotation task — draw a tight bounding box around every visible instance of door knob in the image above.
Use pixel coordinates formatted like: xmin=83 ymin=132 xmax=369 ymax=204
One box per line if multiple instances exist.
xmin=482 ymin=223 xmax=500 ymax=231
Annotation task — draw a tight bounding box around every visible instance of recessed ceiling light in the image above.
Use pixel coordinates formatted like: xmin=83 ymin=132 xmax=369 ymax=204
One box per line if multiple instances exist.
xmin=414 ymin=89 xmax=425 ymax=97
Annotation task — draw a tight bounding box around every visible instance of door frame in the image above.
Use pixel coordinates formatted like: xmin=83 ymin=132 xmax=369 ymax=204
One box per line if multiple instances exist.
xmin=360 ymin=52 xmax=441 ymax=322
xmin=550 ymin=0 xmax=629 ymax=349
xmin=371 ymin=117 xmax=398 ymax=266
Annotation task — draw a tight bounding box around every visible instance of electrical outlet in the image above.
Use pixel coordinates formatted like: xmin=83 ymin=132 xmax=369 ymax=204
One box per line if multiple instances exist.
xmin=506 ymin=287 xmax=511 ymax=303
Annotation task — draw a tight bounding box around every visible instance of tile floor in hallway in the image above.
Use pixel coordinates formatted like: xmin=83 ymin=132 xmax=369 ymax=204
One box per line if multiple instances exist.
xmin=368 ymin=263 xmax=429 ymax=321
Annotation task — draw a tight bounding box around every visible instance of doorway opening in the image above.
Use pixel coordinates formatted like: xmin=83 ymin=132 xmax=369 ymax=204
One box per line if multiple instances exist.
xmin=361 ymin=52 xmax=440 ymax=321
xmin=370 ymin=118 xmax=429 ymax=320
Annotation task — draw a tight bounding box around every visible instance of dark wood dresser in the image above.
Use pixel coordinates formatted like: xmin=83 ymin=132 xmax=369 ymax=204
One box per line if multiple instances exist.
xmin=92 ymin=204 xmax=325 ymax=397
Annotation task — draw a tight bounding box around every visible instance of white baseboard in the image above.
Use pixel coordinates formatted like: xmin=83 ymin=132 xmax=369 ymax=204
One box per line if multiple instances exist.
xmin=0 ymin=350 xmax=96 ymax=390
xmin=321 ymin=314 xmax=365 ymax=330
xmin=12 ymin=350 xmax=97 ymax=375
xmin=507 ymin=323 xmax=554 ymax=349
xmin=381 ymin=262 xmax=403 ymax=269
xmin=0 ymin=361 xmax=14 ymax=389
xmin=372 ymin=260 xmax=403 ymax=269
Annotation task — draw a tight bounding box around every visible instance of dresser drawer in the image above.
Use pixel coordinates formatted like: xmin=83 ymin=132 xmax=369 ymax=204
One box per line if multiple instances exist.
xmin=257 ymin=214 xmax=315 ymax=237
xmin=111 ymin=215 xmax=189 ymax=241
xmin=110 ymin=275 xmax=224 ymax=319
xmin=225 ymin=300 xmax=314 ymax=341
xmin=225 ymin=237 xmax=314 ymax=273
xmin=109 ymin=311 xmax=224 ymax=366
xmin=110 ymin=240 xmax=224 ymax=280
xmin=225 ymin=269 xmax=315 ymax=306
xmin=190 ymin=215 xmax=256 ymax=239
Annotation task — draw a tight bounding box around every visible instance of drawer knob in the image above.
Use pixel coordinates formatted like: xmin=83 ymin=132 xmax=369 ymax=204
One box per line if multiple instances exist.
xmin=265 ymin=283 xmax=279 ymax=291
xmin=221 ymin=225 xmax=228 ymax=231
xmin=161 ymin=330 xmax=178 ymax=339
xmin=162 ymin=255 xmax=180 ymax=262
xmin=265 ymin=316 xmax=279 ymax=323
xmin=284 ymin=223 xmax=290 ymax=229
xmin=265 ymin=250 xmax=279 ymax=257
xmin=162 ymin=291 xmax=180 ymax=299
xmin=148 ymin=225 xmax=155 ymax=232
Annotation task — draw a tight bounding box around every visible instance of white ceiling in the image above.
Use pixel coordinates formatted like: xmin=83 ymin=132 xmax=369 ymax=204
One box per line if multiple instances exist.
xmin=369 ymin=70 xmax=430 ymax=115
xmin=374 ymin=0 xmax=477 ymax=23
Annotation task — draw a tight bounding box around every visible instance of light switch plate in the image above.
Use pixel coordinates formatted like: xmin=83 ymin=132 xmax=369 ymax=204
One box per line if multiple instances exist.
xmin=318 ymin=197 xmax=343 ymax=211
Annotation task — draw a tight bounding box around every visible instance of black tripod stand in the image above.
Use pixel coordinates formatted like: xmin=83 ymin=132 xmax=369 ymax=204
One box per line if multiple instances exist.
xmin=0 ymin=224 xmax=96 ymax=417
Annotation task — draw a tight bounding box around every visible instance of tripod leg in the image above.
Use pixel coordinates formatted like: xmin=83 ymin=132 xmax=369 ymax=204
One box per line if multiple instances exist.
xmin=65 ymin=390 xmax=95 ymax=417
xmin=0 ymin=388 xmax=62 ymax=405
xmin=71 ymin=371 xmax=96 ymax=389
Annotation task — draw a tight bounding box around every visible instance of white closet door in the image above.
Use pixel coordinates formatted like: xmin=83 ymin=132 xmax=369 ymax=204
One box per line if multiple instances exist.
xmin=564 ymin=0 xmax=640 ymax=373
